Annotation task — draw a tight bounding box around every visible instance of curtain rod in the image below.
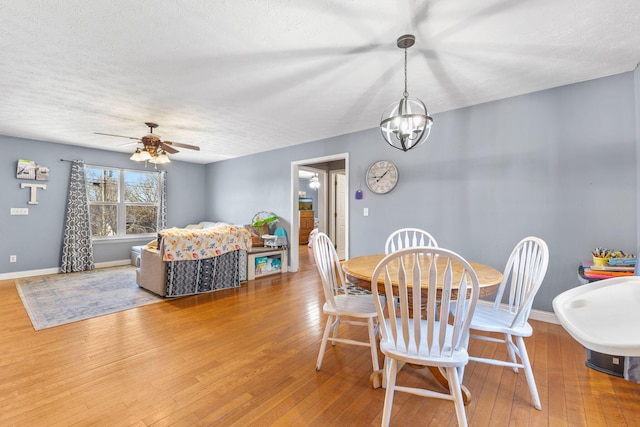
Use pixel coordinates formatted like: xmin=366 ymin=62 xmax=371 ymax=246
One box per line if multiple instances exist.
xmin=60 ymin=158 xmax=166 ymax=173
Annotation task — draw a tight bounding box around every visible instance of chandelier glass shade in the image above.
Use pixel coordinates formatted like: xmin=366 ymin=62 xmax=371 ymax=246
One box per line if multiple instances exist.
xmin=380 ymin=34 xmax=433 ymax=152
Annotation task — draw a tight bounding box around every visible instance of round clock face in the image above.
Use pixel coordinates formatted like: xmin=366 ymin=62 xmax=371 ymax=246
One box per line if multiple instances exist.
xmin=366 ymin=160 xmax=399 ymax=194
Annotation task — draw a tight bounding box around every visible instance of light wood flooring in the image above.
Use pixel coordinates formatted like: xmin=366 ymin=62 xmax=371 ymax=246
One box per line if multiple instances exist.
xmin=1 ymin=248 xmax=639 ymax=426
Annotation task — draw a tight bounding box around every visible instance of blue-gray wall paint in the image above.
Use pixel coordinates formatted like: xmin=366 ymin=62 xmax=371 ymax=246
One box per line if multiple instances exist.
xmin=1 ymin=71 xmax=637 ymax=311
xmin=205 ymin=71 xmax=637 ymax=312
xmin=1 ymin=136 xmax=207 ymax=273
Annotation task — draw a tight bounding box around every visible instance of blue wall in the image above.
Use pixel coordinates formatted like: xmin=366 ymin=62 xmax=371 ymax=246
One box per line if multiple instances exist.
xmin=1 ymin=70 xmax=637 ymax=312
xmin=0 ymin=136 xmax=207 ymax=274
xmin=205 ymin=71 xmax=638 ymax=312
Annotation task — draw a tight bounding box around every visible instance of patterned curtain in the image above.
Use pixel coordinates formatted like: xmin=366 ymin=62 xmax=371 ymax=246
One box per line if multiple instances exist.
xmin=61 ymin=160 xmax=95 ymax=272
xmin=157 ymin=170 xmax=167 ymax=231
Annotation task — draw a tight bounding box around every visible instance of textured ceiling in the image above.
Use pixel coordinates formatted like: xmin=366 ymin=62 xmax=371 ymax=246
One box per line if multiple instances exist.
xmin=1 ymin=1 xmax=639 ymax=164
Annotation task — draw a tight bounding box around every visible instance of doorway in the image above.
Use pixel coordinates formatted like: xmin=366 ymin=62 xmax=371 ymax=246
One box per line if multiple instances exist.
xmin=290 ymin=153 xmax=349 ymax=272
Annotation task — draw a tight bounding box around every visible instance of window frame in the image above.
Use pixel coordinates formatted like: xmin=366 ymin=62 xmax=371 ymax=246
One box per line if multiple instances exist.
xmin=86 ymin=165 xmax=161 ymax=241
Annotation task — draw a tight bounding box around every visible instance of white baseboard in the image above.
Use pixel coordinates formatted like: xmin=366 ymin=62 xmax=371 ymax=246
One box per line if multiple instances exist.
xmin=488 ymin=302 xmax=558 ymax=325
xmin=0 ymin=259 xmax=131 ymax=281
xmin=0 ymin=267 xmax=60 ymax=281
xmin=95 ymin=259 xmax=132 ymax=269
xmin=530 ymin=308 xmax=559 ymax=324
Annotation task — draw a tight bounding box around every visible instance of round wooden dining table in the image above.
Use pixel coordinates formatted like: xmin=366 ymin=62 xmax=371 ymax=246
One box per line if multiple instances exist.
xmin=341 ymin=253 xmax=503 ymax=404
xmin=342 ymin=254 xmax=503 ymax=298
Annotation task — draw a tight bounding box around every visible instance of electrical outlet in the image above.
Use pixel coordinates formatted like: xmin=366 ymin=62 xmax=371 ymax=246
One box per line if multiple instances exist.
xmin=10 ymin=255 xmax=17 ymax=263
xmin=363 ymin=208 xmax=369 ymax=216
xmin=10 ymin=208 xmax=29 ymax=215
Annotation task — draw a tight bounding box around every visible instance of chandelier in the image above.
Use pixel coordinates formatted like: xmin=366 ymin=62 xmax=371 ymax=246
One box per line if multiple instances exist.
xmin=380 ymin=34 xmax=433 ymax=152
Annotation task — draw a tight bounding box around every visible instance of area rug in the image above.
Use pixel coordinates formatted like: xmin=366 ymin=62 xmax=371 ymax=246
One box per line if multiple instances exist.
xmin=16 ymin=266 xmax=164 ymax=330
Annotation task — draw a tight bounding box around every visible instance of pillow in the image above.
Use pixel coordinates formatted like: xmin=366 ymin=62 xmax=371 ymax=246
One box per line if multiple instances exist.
xmin=184 ymin=223 xmax=204 ymax=229
xmin=146 ymin=239 xmax=158 ymax=250
xmin=199 ymin=221 xmax=229 ymax=229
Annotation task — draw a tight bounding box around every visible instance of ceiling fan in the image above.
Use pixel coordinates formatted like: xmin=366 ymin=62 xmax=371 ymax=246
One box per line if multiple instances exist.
xmin=95 ymin=122 xmax=200 ymax=163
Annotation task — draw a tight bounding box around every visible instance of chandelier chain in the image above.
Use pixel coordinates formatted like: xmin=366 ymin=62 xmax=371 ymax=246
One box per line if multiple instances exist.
xmin=403 ymin=47 xmax=409 ymax=98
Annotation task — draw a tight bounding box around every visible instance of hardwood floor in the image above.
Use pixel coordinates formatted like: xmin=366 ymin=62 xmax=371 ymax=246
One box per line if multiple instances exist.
xmin=1 ymin=248 xmax=639 ymax=426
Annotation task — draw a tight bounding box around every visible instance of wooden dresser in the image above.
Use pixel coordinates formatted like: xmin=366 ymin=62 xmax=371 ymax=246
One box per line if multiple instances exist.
xmin=299 ymin=210 xmax=315 ymax=245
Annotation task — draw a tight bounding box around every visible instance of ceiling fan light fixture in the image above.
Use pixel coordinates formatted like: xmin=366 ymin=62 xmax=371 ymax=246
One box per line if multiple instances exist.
xmin=380 ymin=34 xmax=433 ymax=152
xmin=309 ymin=174 xmax=320 ymax=190
xmin=130 ymin=148 xmax=144 ymax=161
xmin=150 ymin=150 xmax=171 ymax=164
xmin=158 ymin=151 xmax=171 ymax=164
xmin=98 ymin=122 xmax=200 ymax=165
xmin=137 ymin=148 xmax=153 ymax=162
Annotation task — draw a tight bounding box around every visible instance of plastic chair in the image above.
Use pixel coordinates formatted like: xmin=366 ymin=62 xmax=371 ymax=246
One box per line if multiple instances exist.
xmin=312 ymin=232 xmax=384 ymax=375
xmin=455 ymin=236 xmax=549 ymax=410
xmin=385 ymin=228 xmax=438 ymax=254
xmin=371 ymin=247 xmax=480 ymax=427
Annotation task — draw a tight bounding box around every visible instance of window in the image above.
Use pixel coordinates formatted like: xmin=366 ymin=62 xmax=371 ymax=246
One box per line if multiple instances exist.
xmin=86 ymin=166 xmax=161 ymax=238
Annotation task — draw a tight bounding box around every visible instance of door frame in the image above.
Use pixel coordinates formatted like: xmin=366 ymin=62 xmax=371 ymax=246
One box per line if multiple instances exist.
xmin=290 ymin=153 xmax=349 ymax=272
xmin=329 ymin=169 xmax=346 ymax=259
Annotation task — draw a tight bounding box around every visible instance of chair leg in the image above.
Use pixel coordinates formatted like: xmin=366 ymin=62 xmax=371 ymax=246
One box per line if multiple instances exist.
xmin=457 ymin=365 xmax=466 ymax=385
xmin=447 ymin=367 xmax=468 ymax=427
xmin=367 ymin=317 xmax=380 ymax=372
xmin=330 ymin=315 xmax=341 ymax=345
xmin=379 ymin=353 xmax=400 ymax=389
xmin=381 ymin=358 xmax=398 ymax=427
xmin=516 ymin=335 xmax=541 ymax=410
xmin=505 ymin=333 xmax=519 ymax=373
xmin=382 ymin=355 xmax=388 ymax=389
xmin=456 ymin=364 xmax=466 ymax=391
xmin=316 ymin=315 xmax=334 ymax=370
xmin=458 ymin=334 xmax=471 ymax=383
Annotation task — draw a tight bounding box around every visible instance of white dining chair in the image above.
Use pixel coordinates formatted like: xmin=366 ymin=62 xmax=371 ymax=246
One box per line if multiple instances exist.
xmin=385 ymin=228 xmax=438 ymax=254
xmin=312 ymin=232 xmax=384 ymax=375
xmin=454 ymin=236 xmax=549 ymax=410
xmin=385 ymin=228 xmax=438 ymax=310
xmin=371 ymin=247 xmax=480 ymax=427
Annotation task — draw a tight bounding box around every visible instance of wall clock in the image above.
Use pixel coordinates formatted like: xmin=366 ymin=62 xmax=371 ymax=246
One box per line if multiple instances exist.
xmin=366 ymin=160 xmax=399 ymax=194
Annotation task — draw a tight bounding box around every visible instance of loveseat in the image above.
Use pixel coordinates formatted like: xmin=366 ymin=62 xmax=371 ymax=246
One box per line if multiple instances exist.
xmin=136 ymin=221 xmax=251 ymax=297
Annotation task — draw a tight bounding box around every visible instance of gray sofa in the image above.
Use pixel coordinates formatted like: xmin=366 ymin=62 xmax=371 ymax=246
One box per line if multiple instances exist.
xmin=135 ymin=221 xmax=248 ymax=297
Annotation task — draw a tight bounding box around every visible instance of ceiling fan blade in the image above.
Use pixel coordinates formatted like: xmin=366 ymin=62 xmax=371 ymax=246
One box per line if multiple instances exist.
xmin=94 ymin=132 xmax=141 ymax=141
xmin=163 ymin=140 xmax=201 ymax=151
xmin=160 ymin=143 xmax=179 ymax=154
xmin=118 ymin=141 xmax=140 ymax=147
